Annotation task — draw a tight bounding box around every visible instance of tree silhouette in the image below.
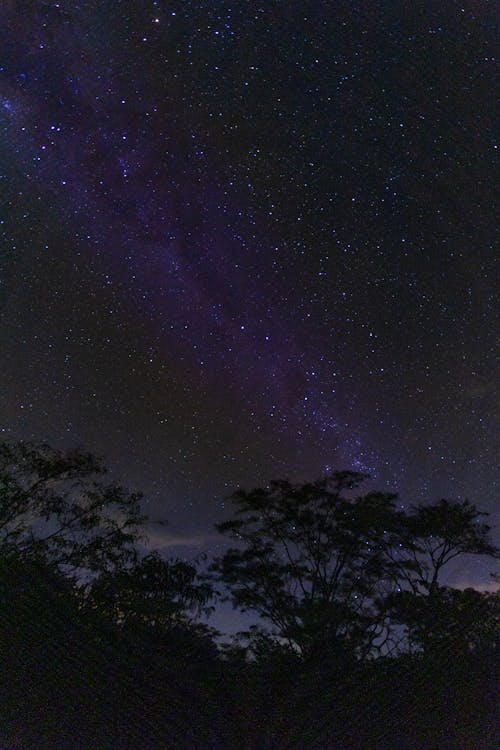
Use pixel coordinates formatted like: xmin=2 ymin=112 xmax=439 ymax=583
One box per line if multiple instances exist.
xmin=88 ymin=551 xmax=214 ymax=628
xmin=212 ymin=472 xmax=499 ymax=661
xmin=87 ymin=551 xmax=218 ymax=662
xmin=1 ymin=440 xmax=498 ymax=749
xmin=407 ymin=499 xmax=498 ymax=594
xmin=385 ymin=585 xmax=499 ymax=658
xmin=0 ymin=441 xmax=228 ymax=749
xmin=382 ymin=499 xmax=499 ymax=654
xmin=212 ymin=472 xmax=403 ymax=658
xmin=0 ymin=441 xmax=147 ymax=580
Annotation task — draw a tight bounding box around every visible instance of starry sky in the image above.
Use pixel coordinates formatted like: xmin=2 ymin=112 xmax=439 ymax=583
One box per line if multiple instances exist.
xmin=1 ymin=1 xmax=498 ymax=607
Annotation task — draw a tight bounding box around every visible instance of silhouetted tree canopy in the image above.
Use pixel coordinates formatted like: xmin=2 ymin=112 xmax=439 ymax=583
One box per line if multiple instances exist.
xmin=212 ymin=472 xmax=499 ymax=660
xmin=88 ymin=551 xmax=214 ymax=629
xmin=0 ymin=440 xmax=498 ymax=749
xmin=0 ymin=441 xmax=147 ymax=580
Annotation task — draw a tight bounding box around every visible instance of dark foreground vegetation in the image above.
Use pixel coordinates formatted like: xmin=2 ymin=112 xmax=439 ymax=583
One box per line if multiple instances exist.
xmin=0 ymin=441 xmax=498 ymax=749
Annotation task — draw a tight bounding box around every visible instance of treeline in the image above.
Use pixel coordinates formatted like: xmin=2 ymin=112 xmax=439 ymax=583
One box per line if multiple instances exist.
xmin=0 ymin=441 xmax=498 ymax=749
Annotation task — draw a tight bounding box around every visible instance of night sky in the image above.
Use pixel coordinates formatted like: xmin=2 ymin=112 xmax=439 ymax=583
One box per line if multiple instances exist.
xmin=1 ymin=1 xmax=498 ymax=616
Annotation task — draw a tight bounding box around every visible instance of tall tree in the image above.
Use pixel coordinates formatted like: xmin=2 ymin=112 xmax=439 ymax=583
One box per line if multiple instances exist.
xmin=211 ymin=471 xmax=403 ymax=659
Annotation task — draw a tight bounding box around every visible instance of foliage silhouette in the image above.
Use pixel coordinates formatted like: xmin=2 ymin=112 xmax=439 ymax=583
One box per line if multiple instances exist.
xmin=212 ymin=472 xmax=394 ymax=657
xmin=212 ymin=472 xmax=498 ymax=661
xmin=88 ymin=551 xmax=214 ymax=628
xmin=0 ymin=440 xmax=498 ymax=749
xmin=0 ymin=441 xmax=146 ymax=580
